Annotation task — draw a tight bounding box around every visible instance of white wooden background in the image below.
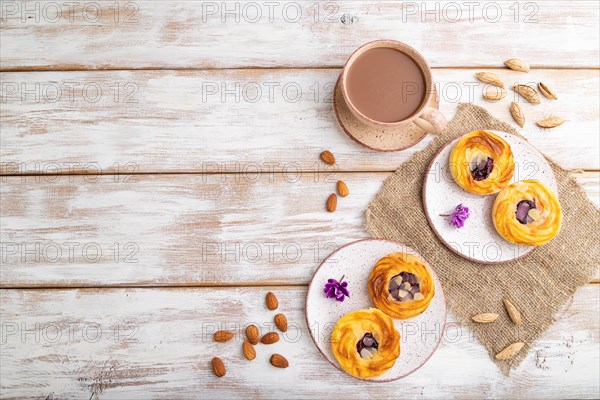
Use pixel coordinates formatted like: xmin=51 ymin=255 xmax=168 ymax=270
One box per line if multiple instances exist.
xmin=0 ymin=1 xmax=599 ymax=399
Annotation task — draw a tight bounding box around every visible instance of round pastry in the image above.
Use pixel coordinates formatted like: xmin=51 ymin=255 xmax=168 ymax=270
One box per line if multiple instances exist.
xmin=492 ymin=180 xmax=562 ymax=246
xmin=331 ymin=308 xmax=400 ymax=379
xmin=449 ymin=130 xmax=515 ymax=195
xmin=368 ymin=252 xmax=435 ymax=320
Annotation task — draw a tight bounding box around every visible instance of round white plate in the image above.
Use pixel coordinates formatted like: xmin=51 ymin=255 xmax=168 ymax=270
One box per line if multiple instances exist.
xmin=423 ymin=130 xmax=557 ymax=264
xmin=305 ymin=239 xmax=446 ymax=382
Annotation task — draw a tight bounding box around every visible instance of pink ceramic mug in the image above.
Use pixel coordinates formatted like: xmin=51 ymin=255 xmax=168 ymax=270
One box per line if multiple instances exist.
xmin=340 ymin=40 xmax=447 ymax=135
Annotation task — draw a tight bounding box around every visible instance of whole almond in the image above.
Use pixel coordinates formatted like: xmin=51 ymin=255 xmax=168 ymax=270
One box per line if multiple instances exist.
xmin=326 ymin=193 xmax=337 ymax=212
xmin=471 ymin=313 xmax=499 ymax=323
xmin=337 ymin=180 xmax=349 ymax=197
xmin=212 ymin=357 xmax=226 ymax=377
xmin=511 ymin=84 xmax=540 ymax=104
xmin=242 ymin=340 xmax=256 ymax=361
xmin=482 ymin=90 xmax=506 ymax=101
xmin=245 ymin=325 xmax=260 ymax=345
xmin=495 ymin=342 xmax=525 ymax=360
xmin=510 ymin=102 xmax=525 ymax=128
xmin=537 ymin=116 xmax=565 ymax=128
xmin=320 ymin=150 xmax=335 ymax=165
xmin=260 ymin=332 xmax=280 ymax=344
xmin=270 ymin=354 xmax=289 ymax=368
xmin=274 ymin=313 xmax=288 ymax=332
xmin=503 ymin=298 xmax=523 ymax=325
xmin=538 ymin=82 xmax=557 ymax=100
xmin=214 ymin=330 xmax=234 ymax=342
xmin=266 ymin=292 xmax=278 ymax=310
xmin=504 ymin=58 xmax=530 ymax=72
xmin=475 ymin=72 xmax=505 ymax=88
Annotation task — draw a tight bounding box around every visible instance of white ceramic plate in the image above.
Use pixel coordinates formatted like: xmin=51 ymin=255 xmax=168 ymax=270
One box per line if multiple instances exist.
xmin=305 ymin=239 xmax=446 ymax=382
xmin=423 ymin=130 xmax=557 ymax=264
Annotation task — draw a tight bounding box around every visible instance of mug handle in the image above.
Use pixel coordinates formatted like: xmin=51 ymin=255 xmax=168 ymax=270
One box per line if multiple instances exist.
xmin=413 ymin=107 xmax=447 ymax=135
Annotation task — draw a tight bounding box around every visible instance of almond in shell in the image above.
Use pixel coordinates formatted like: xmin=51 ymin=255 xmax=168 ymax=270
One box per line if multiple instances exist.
xmin=482 ymin=90 xmax=507 ymax=101
xmin=245 ymin=324 xmax=260 ymax=345
xmin=537 ymin=116 xmax=565 ymax=128
xmin=274 ymin=313 xmax=288 ymax=332
xmin=270 ymin=354 xmax=289 ymax=368
xmin=266 ymin=291 xmax=278 ymax=310
xmin=504 ymin=58 xmax=530 ymax=72
xmin=471 ymin=313 xmax=499 ymax=323
xmin=510 ymin=102 xmax=525 ymax=128
xmin=503 ymin=298 xmax=523 ymax=325
xmin=242 ymin=340 xmax=256 ymax=361
xmin=214 ymin=330 xmax=234 ymax=342
xmin=511 ymin=84 xmax=540 ymax=104
xmin=495 ymin=342 xmax=525 ymax=360
xmin=260 ymin=332 xmax=280 ymax=344
xmin=475 ymin=72 xmax=505 ymax=88
xmin=212 ymin=357 xmax=226 ymax=377
xmin=538 ymin=82 xmax=557 ymax=100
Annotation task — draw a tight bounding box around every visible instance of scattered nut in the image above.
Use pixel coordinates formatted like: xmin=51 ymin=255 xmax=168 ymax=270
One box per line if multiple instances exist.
xmin=511 ymin=84 xmax=541 ymax=104
xmin=242 ymin=340 xmax=256 ymax=361
xmin=503 ymin=298 xmax=523 ymax=325
xmin=538 ymin=82 xmax=557 ymax=100
xmin=510 ymin=102 xmax=525 ymax=128
xmin=326 ymin=193 xmax=337 ymax=212
xmin=266 ymin=292 xmax=278 ymax=310
xmin=212 ymin=357 xmax=226 ymax=377
xmin=320 ymin=150 xmax=336 ymax=165
xmin=482 ymin=90 xmax=507 ymax=101
xmin=504 ymin=58 xmax=530 ymax=72
xmin=537 ymin=116 xmax=565 ymax=128
xmin=471 ymin=313 xmax=499 ymax=323
xmin=495 ymin=342 xmax=525 ymax=360
xmin=245 ymin=325 xmax=260 ymax=345
xmin=475 ymin=72 xmax=505 ymax=88
xmin=261 ymin=332 xmax=280 ymax=345
xmin=274 ymin=313 xmax=288 ymax=332
xmin=337 ymin=180 xmax=349 ymax=197
xmin=214 ymin=330 xmax=234 ymax=343
xmin=270 ymin=354 xmax=289 ymax=368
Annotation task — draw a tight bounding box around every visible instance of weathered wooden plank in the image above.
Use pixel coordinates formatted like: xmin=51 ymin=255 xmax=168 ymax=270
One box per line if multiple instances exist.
xmin=0 ymin=285 xmax=598 ymax=399
xmin=1 ymin=1 xmax=598 ymax=70
xmin=1 ymin=69 xmax=598 ymax=173
xmin=1 ymin=171 xmax=597 ymax=287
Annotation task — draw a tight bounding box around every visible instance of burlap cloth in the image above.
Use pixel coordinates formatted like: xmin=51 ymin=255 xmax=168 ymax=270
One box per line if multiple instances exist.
xmin=365 ymin=103 xmax=600 ymax=373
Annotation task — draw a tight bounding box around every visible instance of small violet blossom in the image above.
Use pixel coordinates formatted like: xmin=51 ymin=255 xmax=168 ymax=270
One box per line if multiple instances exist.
xmin=324 ymin=276 xmax=350 ymax=302
xmin=441 ymin=204 xmax=470 ymax=228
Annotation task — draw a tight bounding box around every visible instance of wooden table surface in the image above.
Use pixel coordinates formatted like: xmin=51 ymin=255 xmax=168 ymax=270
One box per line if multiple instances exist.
xmin=1 ymin=1 xmax=599 ymax=399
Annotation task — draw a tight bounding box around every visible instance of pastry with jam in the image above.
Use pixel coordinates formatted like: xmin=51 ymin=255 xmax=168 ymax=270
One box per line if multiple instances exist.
xmin=492 ymin=180 xmax=562 ymax=246
xmin=331 ymin=308 xmax=400 ymax=379
xmin=449 ymin=130 xmax=515 ymax=195
xmin=368 ymin=252 xmax=435 ymax=320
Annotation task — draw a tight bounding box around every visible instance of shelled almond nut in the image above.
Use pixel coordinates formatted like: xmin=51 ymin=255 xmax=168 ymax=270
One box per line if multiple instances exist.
xmin=337 ymin=180 xmax=349 ymax=197
xmin=261 ymin=332 xmax=280 ymax=344
xmin=266 ymin=292 xmax=278 ymax=310
xmin=212 ymin=357 xmax=226 ymax=377
xmin=504 ymin=58 xmax=530 ymax=72
xmin=326 ymin=194 xmax=337 ymax=212
xmin=495 ymin=342 xmax=525 ymax=360
xmin=242 ymin=340 xmax=256 ymax=361
xmin=472 ymin=313 xmax=499 ymax=323
xmin=270 ymin=354 xmax=289 ymax=368
xmin=214 ymin=330 xmax=234 ymax=342
xmin=245 ymin=325 xmax=260 ymax=345
xmin=274 ymin=313 xmax=288 ymax=332
xmin=320 ymin=150 xmax=335 ymax=165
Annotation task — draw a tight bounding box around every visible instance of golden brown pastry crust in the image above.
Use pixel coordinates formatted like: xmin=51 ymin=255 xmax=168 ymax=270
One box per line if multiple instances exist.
xmin=331 ymin=308 xmax=400 ymax=379
xmin=492 ymin=180 xmax=562 ymax=246
xmin=449 ymin=130 xmax=515 ymax=195
xmin=368 ymin=252 xmax=435 ymax=320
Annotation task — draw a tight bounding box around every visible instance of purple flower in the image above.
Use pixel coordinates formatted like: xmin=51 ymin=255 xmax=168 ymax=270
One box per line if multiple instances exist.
xmin=324 ymin=276 xmax=350 ymax=302
xmin=441 ymin=204 xmax=470 ymax=228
